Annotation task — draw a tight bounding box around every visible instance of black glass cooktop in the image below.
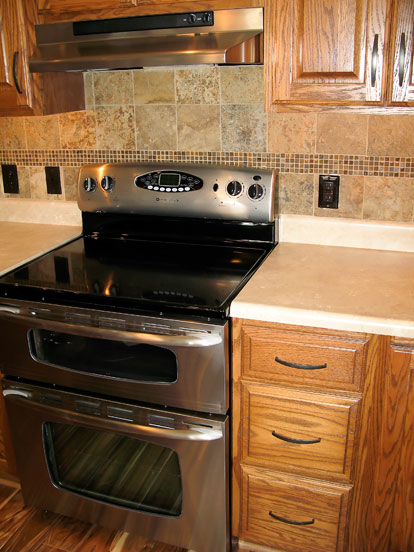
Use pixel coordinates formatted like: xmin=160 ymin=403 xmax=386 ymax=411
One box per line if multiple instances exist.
xmin=0 ymin=235 xmax=270 ymax=319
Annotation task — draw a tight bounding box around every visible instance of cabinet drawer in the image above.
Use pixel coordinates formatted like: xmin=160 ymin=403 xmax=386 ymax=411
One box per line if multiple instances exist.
xmin=240 ymin=466 xmax=351 ymax=552
xmin=241 ymin=325 xmax=368 ymax=392
xmin=241 ymin=383 xmax=360 ymax=481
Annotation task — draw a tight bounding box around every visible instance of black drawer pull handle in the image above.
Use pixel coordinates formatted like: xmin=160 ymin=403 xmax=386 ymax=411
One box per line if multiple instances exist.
xmin=13 ymin=51 xmax=23 ymax=94
xmin=371 ymin=33 xmax=379 ymax=87
xmin=269 ymin=511 xmax=315 ymax=526
xmin=275 ymin=356 xmax=327 ymax=370
xmin=272 ymin=430 xmax=321 ymax=445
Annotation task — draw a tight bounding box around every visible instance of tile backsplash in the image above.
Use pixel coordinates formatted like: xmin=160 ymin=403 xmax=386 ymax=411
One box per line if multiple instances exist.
xmin=0 ymin=65 xmax=413 ymax=223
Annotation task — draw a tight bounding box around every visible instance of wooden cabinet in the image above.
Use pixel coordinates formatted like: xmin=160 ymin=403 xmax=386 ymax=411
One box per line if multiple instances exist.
xmin=233 ymin=320 xmax=414 ymax=552
xmin=232 ymin=319 xmax=369 ymax=551
xmin=0 ymin=0 xmax=84 ymax=117
xmin=0 ymin=0 xmax=42 ymax=116
xmin=264 ymin=0 xmax=414 ymax=111
xmin=388 ymin=0 xmax=414 ymax=105
xmin=37 ymin=0 xmax=262 ymax=22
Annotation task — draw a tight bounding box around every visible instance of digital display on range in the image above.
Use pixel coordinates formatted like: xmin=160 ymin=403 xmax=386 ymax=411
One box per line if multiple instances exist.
xmin=159 ymin=173 xmax=181 ymax=187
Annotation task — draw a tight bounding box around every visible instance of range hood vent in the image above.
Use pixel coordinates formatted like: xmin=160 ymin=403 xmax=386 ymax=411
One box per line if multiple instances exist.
xmin=29 ymin=8 xmax=263 ymax=72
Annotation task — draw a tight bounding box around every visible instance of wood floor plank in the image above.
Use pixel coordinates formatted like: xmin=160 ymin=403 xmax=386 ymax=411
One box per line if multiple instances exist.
xmin=71 ymin=525 xmax=121 ymax=552
xmin=42 ymin=514 xmax=93 ymax=551
xmin=0 ymin=502 xmax=61 ymax=552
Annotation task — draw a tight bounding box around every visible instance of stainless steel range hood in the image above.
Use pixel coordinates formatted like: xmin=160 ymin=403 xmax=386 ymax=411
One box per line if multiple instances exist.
xmin=29 ymin=8 xmax=263 ymax=72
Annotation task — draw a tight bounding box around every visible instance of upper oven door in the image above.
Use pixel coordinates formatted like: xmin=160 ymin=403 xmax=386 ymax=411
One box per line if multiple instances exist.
xmin=0 ymin=300 xmax=228 ymax=414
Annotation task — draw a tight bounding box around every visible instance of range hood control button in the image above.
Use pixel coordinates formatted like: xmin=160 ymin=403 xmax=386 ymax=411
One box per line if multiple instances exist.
xmin=83 ymin=177 xmax=97 ymax=192
xmin=101 ymin=176 xmax=115 ymax=192
xmin=227 ymin=180 xmax=242 ymax=197
xmin=188 ymin=13 xmax=197 ymax=24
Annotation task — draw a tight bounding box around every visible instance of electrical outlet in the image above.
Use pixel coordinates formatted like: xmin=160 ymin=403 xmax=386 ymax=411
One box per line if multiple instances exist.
xmin=318 ymin=174 xmax=340 ymax=209
xmin=1 ymin=164 xmax=19 ymax=194
xmin=45 ymin=166 xmax=62 ymax=195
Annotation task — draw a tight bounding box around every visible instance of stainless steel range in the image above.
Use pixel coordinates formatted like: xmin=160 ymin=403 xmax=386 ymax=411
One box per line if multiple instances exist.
xmin=0 ymin=163 xmax=277 ymax=552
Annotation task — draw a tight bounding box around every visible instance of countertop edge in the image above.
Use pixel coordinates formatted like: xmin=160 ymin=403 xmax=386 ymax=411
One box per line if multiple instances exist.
xmin=230 ymin=302 xmax=414 ymax=339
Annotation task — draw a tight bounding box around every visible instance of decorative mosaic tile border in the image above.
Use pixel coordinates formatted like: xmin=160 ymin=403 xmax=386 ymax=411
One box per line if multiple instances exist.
xmin=0 ymin=150 xmax=414 ymax=178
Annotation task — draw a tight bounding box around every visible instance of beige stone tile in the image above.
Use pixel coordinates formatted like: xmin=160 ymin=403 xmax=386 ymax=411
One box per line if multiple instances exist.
xmin=29 ymin=167 xmax=47 ymax=199
xmin=177 ymin=105 xmax=220 ymax=151
xmin=315 ymin=175 xmax=364 ymax=219
xmin=59 ymin=111 xmax=96 ymax=149
xmin=25 ymin=115 xmax=61 ymax=149
xmin=62 ymin=167 xmax=80 ymax=201
xmin=136 ymin=105 xmax=177 ymax=150
xmin=268 ymin=113 xmax=316 ymax=153
xmin=133 ymin=69 xmax=175 ymax=104
xmin=363 ymin=176 xmax=414 ymax=222
xmin=367 ymin=115 xmax=414 ymax=156
xmin=95 ymin=106 xmax=136 ymax=150
xmin=0 ymin=117 xmax=27 ymax=149
xmin=316 ymin=113 xmax=368 ymax=154
xmin=83 ymin=72 xmax=94 ymax=110
xmin=94 ymin=71 xmax=134 ymax=106
xmin=278 ymin=173 xmax=314 ymax=215
xmin=220 ymin=66 xmax=263 ymax=104
xmin=175 ymin=66 xmax=219 ymax=104
xmin=221 ymin=105 xmax=266 ymax=152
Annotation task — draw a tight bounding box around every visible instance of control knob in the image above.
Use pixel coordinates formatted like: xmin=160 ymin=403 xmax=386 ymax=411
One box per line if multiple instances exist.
xmin=248 ymin=183 xmax=264 ymax=200
xmin=83 ymin=177 xmax=97 ymax=192
xmin=227 ymin=180 xmax=242 ymax=197
xmin=188 ymin=13 xmax=197 ymax=24
xmin=101 ymin=176 xmax=114 ymax=192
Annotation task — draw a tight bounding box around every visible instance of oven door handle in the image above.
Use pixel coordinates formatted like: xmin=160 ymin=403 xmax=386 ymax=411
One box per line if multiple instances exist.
xmin=0 ymin=306 xmax=222 ymax=347
xmin=2 ymin=390 xmax=223 ymax=441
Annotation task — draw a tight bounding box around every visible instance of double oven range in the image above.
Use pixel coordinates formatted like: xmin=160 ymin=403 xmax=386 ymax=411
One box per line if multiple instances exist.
xmin=0 ymin=163 xmax=276 ymax=552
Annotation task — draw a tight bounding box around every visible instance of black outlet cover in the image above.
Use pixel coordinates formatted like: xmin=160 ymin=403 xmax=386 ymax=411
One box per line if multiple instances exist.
xmin=1 ymin=164 xmax=19 ymax=194
xmin=45 ymin=166 xmax=62 ymax=195
xmin=318 ymin=174 xmax=340 ymax=209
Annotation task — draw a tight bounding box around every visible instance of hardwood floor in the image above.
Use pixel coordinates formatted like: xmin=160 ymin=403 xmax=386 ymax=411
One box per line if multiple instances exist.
xmin=0 ymin=469 xmax=189 ymax=552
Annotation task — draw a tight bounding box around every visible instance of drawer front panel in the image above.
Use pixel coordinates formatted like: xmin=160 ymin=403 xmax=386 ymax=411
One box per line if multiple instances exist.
xmin=241 ymin=326 xmax=368 ymax=392
xmin=242 ymin=383 xmax=360 ymax=480
xmin=241 ymin=467 xmax=351 ymax=552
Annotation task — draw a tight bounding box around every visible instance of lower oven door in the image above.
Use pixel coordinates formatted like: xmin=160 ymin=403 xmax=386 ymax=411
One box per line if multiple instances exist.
xmin=2 ymin=380 xmax=229 ymax=552
xmin=0 ymin=300 xmax=228 ymax=414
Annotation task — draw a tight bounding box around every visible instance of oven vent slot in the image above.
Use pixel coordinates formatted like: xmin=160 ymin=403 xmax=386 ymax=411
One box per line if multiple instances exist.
xmin=148 ymin=414 xmax=175 ymax=430
xmin=75 ymin=399 xmax=101 ymax=416
xmin=98 ymin=316 xmax=126 ymax=330
xmin=107 ymin=406 xmax=134 ymax=422
xmin=65 ymin=312 xmax=92 ymax=325
xmin=40 ymin=392 xmax=63 ymax=408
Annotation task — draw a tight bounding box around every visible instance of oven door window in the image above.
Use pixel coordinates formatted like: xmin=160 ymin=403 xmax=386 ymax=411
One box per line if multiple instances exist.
xmin=29 ymin=329 xmax=177 ymax=383
xmin=43 ymin=422 xmax=182 ymax=516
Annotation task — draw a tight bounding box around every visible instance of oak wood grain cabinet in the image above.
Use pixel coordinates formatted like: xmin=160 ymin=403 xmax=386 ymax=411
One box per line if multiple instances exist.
xmin=232 ymin=319 xmax=414 ymax=552
xmin=264 ymin=0 xmax=414 ymax=111
xmin=37 ymin=0 xmax=262 ymax=22
xmin=0 ymin=0 xmax=43 ymax=116
xmin=0 ymin=0 xmax=84 ymax=116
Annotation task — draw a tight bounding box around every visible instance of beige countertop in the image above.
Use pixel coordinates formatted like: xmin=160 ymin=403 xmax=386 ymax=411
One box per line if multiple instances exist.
xmin=0 ymin=222 xmax=82 ymax=277
xmin=230 ymin=242 xmax=414 ymax=338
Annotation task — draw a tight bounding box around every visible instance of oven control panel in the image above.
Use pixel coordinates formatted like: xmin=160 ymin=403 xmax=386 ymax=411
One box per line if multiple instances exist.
xmin=78 ymin=163 xmax=276 ymax=223
xmin=135 ymin=171 xmax=203 ymax=193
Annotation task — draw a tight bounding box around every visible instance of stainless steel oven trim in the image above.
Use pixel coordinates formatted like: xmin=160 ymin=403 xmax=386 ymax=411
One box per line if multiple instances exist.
xmin=3 ymin=381 xmax=229 ymax=552
xmin=0 ymin=298 xmax=229 ymax=414
xmin=0 ymin=304 xmax=222 ymax=347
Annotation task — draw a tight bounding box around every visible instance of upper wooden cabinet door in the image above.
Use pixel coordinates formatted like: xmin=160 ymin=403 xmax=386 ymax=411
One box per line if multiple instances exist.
xmin=37 ymin=0 xmax=137 ymax=14
xmin=265 ymin=0 xmax=389 ymax=109
xmin=388 ymin=0 xmax=414 ymax=105
xmin=0 ymin=0 xmax=40 ymax=115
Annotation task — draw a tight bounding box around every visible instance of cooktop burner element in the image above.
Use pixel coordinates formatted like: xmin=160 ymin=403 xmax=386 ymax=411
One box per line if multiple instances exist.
xmin=0 ymin=163 xmax=277 ymax=319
